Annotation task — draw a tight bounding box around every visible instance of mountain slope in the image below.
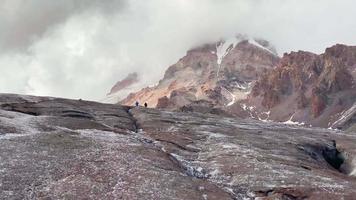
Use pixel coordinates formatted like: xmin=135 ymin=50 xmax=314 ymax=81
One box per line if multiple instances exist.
xmin=115 ymin=41 xmax=356 ymax=129
xmin=120 ymin=35 xmax=279 ymax=108
xmin=241 ymin=44 xmax=356 ymax=128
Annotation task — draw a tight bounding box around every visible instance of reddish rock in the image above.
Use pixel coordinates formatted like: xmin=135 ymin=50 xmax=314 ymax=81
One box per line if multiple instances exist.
xmin=261 ymin=89 xmax=280 ymax=109
xmin=248 ymin=44 xmax=356 ymax=128
xmin=115 ymin=41 xmax=355 ymax=129
xmin=311 ymin=89 xmax=327 ymax=117
xmin=297 ymin=91 xmax=308 ymax=109
xmin=156 ymin=96 xmax=171 ymax=109
xmin=120 ymin=36 xmax=279 ymax=109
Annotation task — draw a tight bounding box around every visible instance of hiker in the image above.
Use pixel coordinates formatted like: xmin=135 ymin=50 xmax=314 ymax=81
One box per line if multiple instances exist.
xmin=135 ymin=101 xmax=139 ymax=107
xmin=144 ymin=102 xmax=148 ymax=108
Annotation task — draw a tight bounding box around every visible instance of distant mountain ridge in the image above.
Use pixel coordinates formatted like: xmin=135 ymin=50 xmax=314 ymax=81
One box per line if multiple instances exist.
xmin=107 ymin=36 xmax=356 ymax=130
xmin=242 ymin=44 xmax=356 ymax=130
xmin=119 ymin=35 xmax=279 ymax=108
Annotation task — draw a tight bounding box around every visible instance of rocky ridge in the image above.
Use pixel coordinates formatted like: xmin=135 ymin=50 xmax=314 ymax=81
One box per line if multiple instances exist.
xmin=1 ymin=94 xmax=356 ymax=199
xmin=120 ymin=35 xmax=279 ymax=109
xmin=115 ymin=41 xmax=356 ymax=130
xmin=244 ymin=44 xmax=356 ymax=129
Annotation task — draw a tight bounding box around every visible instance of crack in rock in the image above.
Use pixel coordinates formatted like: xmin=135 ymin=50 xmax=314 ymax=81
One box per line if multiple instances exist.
xmin=169 ymin=153 xmax=210 ymax=179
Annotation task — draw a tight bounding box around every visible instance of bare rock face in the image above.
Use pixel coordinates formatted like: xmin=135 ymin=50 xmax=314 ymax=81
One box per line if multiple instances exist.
xmin=0 ymin=94 xmax=231 ymax=199
xmin=120 ymin=36 xmax=279 ymax=109
xmin=332 ymin=103 xmax=356 ymax=132
xmin=1 ymin=93 xmax=356 ymax=199
xmin=311 ymin=89 xmax=327 ymax=118
xmin=251 ymin=51 xmax=319 ymax=106
xmin=156 ymin=96 xmax=171 ymax=109
xmin=178 ymin=100 xmax=233 ymax=117
xmin=130 ymin=106 xmax=356 ymax=199
xmin=245 ymin=44 xmax=356 ymax=128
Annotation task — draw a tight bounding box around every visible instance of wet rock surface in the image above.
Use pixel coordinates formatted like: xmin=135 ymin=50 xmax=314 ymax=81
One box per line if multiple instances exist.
xmin=131 ymin=108 xmax=356 ymax=199
xmin=0 ymin=94 xmax=230 ymax=200
xmin=1 ymin=94 xmax=356 ymax=199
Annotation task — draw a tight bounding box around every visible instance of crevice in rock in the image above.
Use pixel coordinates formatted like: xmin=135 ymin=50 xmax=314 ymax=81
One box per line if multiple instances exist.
xmin=125 ymin=107 xmax=139 ymax=133
xmin=168 ymin=153 xmax=210 ymax=179
xmin=325 ymin=146 xmax=355 ymax=176
xmin=255 ymin=188 xmax=309 ymax=200
xmin=125 ymin=108 xmax=239 ymax=199
xmin=1 ymin=103 xmax=40 ymax=116
xmin=125 ymin=109 xmax=209 ymax=179
xmin=297 ymin=142 xmax=351 ymax=175
xmin=61 ymin=110 xmax=94 ymax=119
xmin=155 ymin=139 xmax=200 ymax=153
xmin=255 ymin=189 xmax=274 ymax=197
xmin=322 ymin=143 xmax=345 ymax=172
xmin=300 ymin=165 xmax=311 ymax=170
xmin=320 ymin=141 xmax=356 ymax=176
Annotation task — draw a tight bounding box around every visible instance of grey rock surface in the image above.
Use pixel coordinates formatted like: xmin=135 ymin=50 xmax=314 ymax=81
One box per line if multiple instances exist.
xmin=1 ymin=94 xmax=356 ymax=199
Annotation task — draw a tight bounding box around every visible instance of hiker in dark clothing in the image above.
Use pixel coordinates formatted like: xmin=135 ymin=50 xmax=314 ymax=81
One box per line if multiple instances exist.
xmin=144 ymin=102 xmax=148 ymax=108
xmin=135 ymin=101 xmax=139 ymax=107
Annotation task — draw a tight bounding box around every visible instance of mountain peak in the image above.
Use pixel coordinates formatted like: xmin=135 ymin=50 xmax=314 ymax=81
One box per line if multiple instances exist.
xmin=108 ymin=40 xmax=355 ymax=131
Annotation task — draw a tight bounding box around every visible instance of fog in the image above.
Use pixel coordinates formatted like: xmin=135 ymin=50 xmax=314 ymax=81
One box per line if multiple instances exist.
xmin=1 ymin=0 xmax=356 ymax=100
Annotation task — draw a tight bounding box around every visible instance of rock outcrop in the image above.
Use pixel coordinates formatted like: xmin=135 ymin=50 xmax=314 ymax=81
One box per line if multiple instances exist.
xmin=332 ymin=103 xmax=356 ymax=132
xmin=1 ymin=93 xmax=356 ymax=199
xmin=245 ymin=44 xmax=356 ymax=128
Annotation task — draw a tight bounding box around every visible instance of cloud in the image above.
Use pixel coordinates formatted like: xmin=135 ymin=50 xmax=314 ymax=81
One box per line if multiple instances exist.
xmin=0 ymin=0 xmax=356 ymax=100
xmin=0 ymin=0 xmax=126 ymax=52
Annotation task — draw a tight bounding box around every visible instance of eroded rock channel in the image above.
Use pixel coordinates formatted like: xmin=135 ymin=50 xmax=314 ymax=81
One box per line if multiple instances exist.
xmin=0 ymin=94 xmax=356 ymax=199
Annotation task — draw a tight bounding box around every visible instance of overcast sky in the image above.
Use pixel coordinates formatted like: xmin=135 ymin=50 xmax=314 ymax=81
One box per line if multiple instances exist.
xmin=1 ymin=0 xmax=356 ymax=100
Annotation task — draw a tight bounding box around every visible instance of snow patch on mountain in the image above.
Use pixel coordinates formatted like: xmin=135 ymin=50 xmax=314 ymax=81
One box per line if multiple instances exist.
xmin=331 ymin=103 xmax=356 ymax=128
xmin=283 ymin=114 xmax=305 ymax=126
xmin=215 ymin=37 xmax=241 ymax=77
xmin=214 ymin=37 xmax=277 ymax=77
xmin=225 ymin=89 xmax=236 ymax=107
xmin=248 ymin=39 xmax=276 ymax=55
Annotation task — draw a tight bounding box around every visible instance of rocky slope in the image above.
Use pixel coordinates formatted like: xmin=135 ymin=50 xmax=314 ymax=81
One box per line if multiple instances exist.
xmin=1 ymin=94 xmax=356 ymax=199
xmin=116 ymin=41 xmax=356 ymax=130
xmin=120 ymin=35 xmax=279 ymax=109
xmin=241 ymin=44 xmax=356 ymax=129
xmin=332 ymin=103 xmax=356 ymax=132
